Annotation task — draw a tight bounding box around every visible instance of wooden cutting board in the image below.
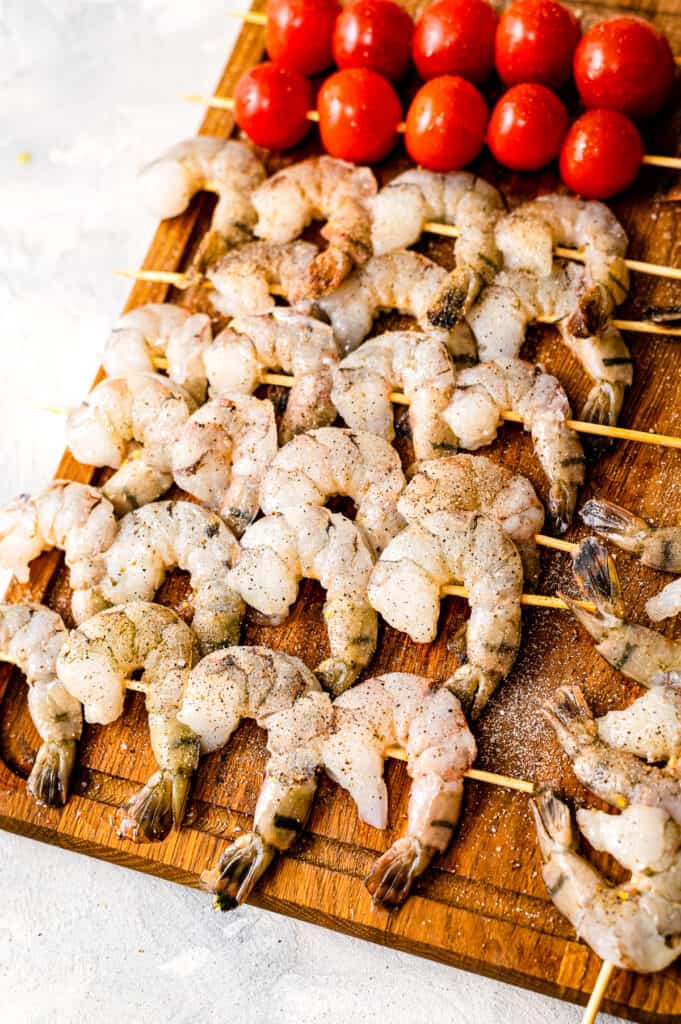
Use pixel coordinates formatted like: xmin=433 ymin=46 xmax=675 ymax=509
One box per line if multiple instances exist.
xmin=2 ymin=1 xmax=681 ymax=1019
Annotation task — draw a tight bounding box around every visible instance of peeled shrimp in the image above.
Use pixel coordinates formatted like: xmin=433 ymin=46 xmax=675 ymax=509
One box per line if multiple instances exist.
xmin=317 ymin=249 xmax=478 ymax=359
xmin=442 ymin=358 xmax=585 ymax=532
xmin=228 ymin=506 xmax=377 ymax=695
xmin=397 ymin=453 xmax=545 ymax=583
xmin=368 ymin=511 xmax=524 ymax=718
xmin=66 ymin=372 xmax=197 ymax=515
xmin=102 ymin=303 xmax=212 ymax=404
xmin=596 ymin=676 xmax=681 ymax=766
xmin=532 ymin=787 xmax=681 ymax=973
xmin=207 ymin=240 xmax=318 ymax=318
xmin=323 ymin=672 xmax=476 ymax=907
xmin=252 ymin=156 xmax=376 ymax=297
xmin=259 ymin=427 xmax=406 ymax=554
xmin=171 ymin=395 xmax=278 ymax=536
xmin=581 ymin=499 xmax=681 ymax=621
xmin=205 ymin=309 xmax=339 ymax=442
xmin=331 ymin=331 xmax=458 ymax=463
xmin=57 ymin=601 xmax=200 ymax=842
xmin=97 ymin=501 xmax=244 ymax=654
xmin=180 ymin=646 xmax=332 ymax=909
xmin=564 ymin=538 xmax=681 ymax=686
xmin=0 ymin=603 xmax=81 ymax=806
xmin=0 ymin=481 xmax=117 ymax=622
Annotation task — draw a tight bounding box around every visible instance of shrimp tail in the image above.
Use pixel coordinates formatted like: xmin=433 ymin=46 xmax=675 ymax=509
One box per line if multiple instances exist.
xmin=447 ymin=665 xmax=500 ymax=721
xmin=365 ymin=836 xmax=432 ymax=908
xmin=543 ymin=685 xmax=598 ymax=756
xmin=203 ymin=833 xmax=276 ymax=911
xmin=427 ymin=268 xmax=482 ymax=329
xmin=572 ymin=537 xmax=625 ymax=618
xmin=304 ymin=248 xmax=354 ymax=299
xmin=27 ymin=739 xmax=77 ymax=806
xmin=116 ymin=770 xmax=176 ymax=843
xmin=549 ymin=480 xmax=577 ymax=535
xmin=566 ymin=285 xmax=610 ymax=339
xmin=580 ymin=499 xmax=649 ymax=555
xmin=531 ymin=786 xmax=576 ymax=859
xmin=580 ymin=382 xmax=625 ymax=427
xmin=316 ymin=658 xmax=358 ymax=697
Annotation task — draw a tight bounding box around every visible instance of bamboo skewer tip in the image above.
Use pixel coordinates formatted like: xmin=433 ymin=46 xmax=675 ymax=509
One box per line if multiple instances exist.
xmin=581 ymin=961 xmax=616 ymax=1024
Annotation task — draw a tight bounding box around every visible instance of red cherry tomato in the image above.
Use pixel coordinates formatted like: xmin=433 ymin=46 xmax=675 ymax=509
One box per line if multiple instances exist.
xmin=495 ymin=0 xmax=581 ymax=88
xmin=265 ymin=0 xmax=341 ymax=75
xmin=333 ymin=0 xmax=414 ymax=81
xmin=234 ymin=62 xmax=313 ymax=150
xmin=412 ymin=0 xmax=498 ymax=83
xmin=405 ymin=75 xmax=488 ymax=172
xmin=574 ymin=16 xmax=675 ymax=119
xmin=317 ymin=68 xmax=402 ymax=164
xmin=487 ymin=83 xmax=568 ymax=171
xmin=560 ymin=109 xmax=643 ymax=199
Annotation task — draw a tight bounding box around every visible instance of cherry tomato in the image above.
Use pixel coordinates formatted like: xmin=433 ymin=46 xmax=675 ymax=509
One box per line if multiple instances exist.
xmin=317 ymin=68 xmax=402 ymax=163
xmin=574 ymin=16 xmax=675 ymax=119
xmin=234 ymin=62 xmax=313 ymax=150
xmin=265 ymin=0 xmax=341 ymax=76
xmin=560 ymin=109 xmax=643 ymax=198
xmin=495 ymin=0 xmax=581 ymax=88
xmin=405 ymin=75 xmax=489 ymax=172
xmin=487 ymin=83 xmax=568 ymax=171
xmin=412 ymin=0 xmax=498 ymax=83
xmin=333 ymin=0 xmax=414 ymax=81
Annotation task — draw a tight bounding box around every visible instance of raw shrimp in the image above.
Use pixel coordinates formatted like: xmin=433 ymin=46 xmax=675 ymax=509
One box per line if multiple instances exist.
xmin=397 ymin=454 xmax=545 ymax=583
xmin=205 ymin=309 xmax=339 ymax=442
xmin=97 ymin=501 xmax=244 ymax=654
xmin=66 ymin=372 xmax=198 ymax=516
xmin=0 ymin=603 xmax=81 ymax=806
xmin=0 ymin=481 xmax=117 ymax=622
xmin=317 ymin=249 xmax=479 ymax=359
xmin=368 ymin=511 xmax=524 ymax=718
xmin=207 ymin=240 xmax=319 ymax=318
xmin=56 ymin=602 xmax=201 ymax=842
xmin=171 ymin=395 xmax=278 ymax=536
xmin=442 ymin=359 xmax=585 ymax=532
xmin=371 ymin=170 xmax=504 ymax=325
xmin=563 ymin=538 xmax=681 ymax=686
xmin=532 ymin=787 xmax=681 ymax=973
xmin=102 ymin=303 xmax=212 ymax=404
xmin=581 ymin=499 xmax=681 ymax=621
xmin=252 ymin=156 xmax=377 ymax=297
xmin=597 ymin=676 xmax=681 ymax=764
xmin=577 ymin=803 xmax=681 ymax=886
xmin=228 ymin=506 xmax=377 ymax=695
xmin=543 ymin=685 xmax=681 ymax=823
xmin=259 ymin=427 xmax=406 ymax=555
xmin=323 ymin=672 xmax=476 ymax=907
xmin=330 ymin=331 xmax=458 ymax=463
xmin=179 ymin=646 xmax=332 ymax=909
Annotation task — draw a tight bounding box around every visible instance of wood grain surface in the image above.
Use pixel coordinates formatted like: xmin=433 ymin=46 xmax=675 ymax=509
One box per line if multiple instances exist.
xmin=2 ymin=1 xmax=681 ymax=1020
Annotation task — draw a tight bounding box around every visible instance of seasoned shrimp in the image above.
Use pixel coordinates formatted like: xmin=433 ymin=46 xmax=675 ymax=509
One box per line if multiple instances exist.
xmin=207 ymin=240 xmax=318 ymax=318
xmin=323 ymin=672 xmax=476 ymax=907
xmin=228 ymin=507 xmax=377 ymax=694
xmin=331 ymin=331 xmax=458 ymax=463
xmin=57 ymin=602 xmax=201 ymax=842
xmin=442 ymin=359 xmax=585 ymax=531
xmin=205 ymin=309 xmax=339 ymax=442
xmin=98 ymin=501 xmax=244 ymax=654
xmin=317 ymin=249 xmax=478 ymax=359
xmin=544 ymin=685 xmax=681 ymax=823
xmin=179 ymin=647 xmax=331 ymax=909
xmin=66 ymin=373 xmax=197 ymax=516
xmin=532 ymin=788 xmax=681 ymax=973
xmin=252 ymin=156 xmax=377 ymax=297
xmin=581 ymin=499 xmax=681 ymax=621
xmin=0 ymin=481 xmax=117 ymax=621
xmin=0 ymin=603 xmax=81 ymax=806
xmin=563 ymin=538 xmax=681 ymax=686
xmin=577 ymin=803 xmax=681 ymax=885
xmin=398 ymin=454 xmax=545 ymax=582
xmin=596 ymin=676 xmax=681 ymax=765
xmin=171 ymin=395 xmax=278 ymax=536
xmin=368 ymin=511 xmax=524 ymax=718
xmin=259 ymin=427 xmax=406 ymax=554
xmin=102 ymin=303 xmax=212 ymax=404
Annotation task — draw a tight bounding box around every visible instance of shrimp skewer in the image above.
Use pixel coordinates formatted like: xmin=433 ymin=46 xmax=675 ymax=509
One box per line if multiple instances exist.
xmin=0 ymin=603 xmax=81 ymax=806
xmin=180 ymin=647 xmax=332 ymax=909
xmin=206 ymin=240 xmax=319 ymax=318
xmin=323 ymin=672 xmax=476 ymax=907
xmin=252 ymin=156 xmax=377 ymax=298
xmin=56 ymin=602 xmax=201 ymax=842
xmin=581 ymin=499 xmax=681 ymax=621
xmin=596 ymin=674 xmax=681 ymax=766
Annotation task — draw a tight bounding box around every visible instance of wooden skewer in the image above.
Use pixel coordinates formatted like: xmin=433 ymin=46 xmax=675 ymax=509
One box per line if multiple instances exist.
xmin=581 ymin=960 xmax=616 ymax=1024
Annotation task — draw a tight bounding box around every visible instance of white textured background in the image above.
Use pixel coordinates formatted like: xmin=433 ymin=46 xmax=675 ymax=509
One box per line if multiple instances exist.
xmin=0 ymin=2 xmax=621 ymax=1021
